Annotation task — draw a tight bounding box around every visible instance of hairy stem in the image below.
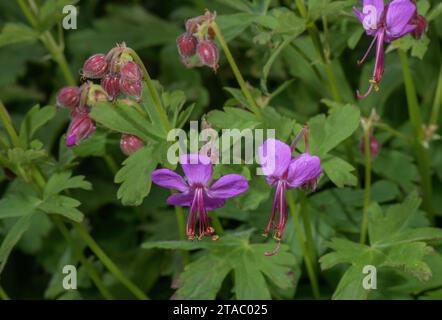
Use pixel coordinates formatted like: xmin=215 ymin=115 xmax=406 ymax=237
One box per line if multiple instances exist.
xmin=287 ymin=191 xmax=320 ymax=299
xmin=398 ymin=50 xmax=434 ymax=221
xmin=299 ymin=193 xmax=318 ymax=269
xmin=212 ymin=22 xmax=264 ymax=120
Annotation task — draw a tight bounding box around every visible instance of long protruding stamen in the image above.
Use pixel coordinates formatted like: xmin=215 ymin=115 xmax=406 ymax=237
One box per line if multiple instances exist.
xmin=264 ymin=240 xmax=281 ymax=256
xmin=276 ymin=182 xmax=287 ymax=240
xmin=356 ymin=30 xmax=385 ymax=100
xmin=186 ymin=192 xmax=199 ymax=240
xmin=356 ymin=83 xmax=375 ymax=100
xmin=264 ymin=183 xmax=281 ymax=236
xmin=357 ymin=33 xmax=378 ymax=65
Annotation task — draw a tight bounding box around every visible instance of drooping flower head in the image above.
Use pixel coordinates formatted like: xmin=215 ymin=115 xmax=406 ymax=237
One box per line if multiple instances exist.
xmin=176 ymin=11 xmax=219 ymax=71
xmin=258 ymin=139 xmax=322 ymax=254
xmin=151 ymin=154 xmax=249 ymax=240
xmin=354 ymin=0 xmax=417 ymax=99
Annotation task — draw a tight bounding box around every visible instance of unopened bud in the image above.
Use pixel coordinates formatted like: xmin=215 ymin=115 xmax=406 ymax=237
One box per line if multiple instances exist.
xmin=101 ymin=73 xmax=121 ymax=100
xmin=82 ymin=53 xmax=108 ymax=79
xmin=196 ymin=40 xmax=219 ymax=71
xmin=66 ymin=113 xmax=96 ymax=147
xmin=57 ymin=86 xmax=80 ymax=109
xmin=176 ymin=33 xmax=198 ymax=59
xmin=120 ymin=134 xmax=144 ymax=155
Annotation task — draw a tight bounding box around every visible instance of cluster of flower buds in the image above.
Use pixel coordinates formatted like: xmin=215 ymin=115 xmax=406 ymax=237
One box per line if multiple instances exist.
xmin=56 ymin=44 xmax=146 ymax=150
xmin=82 ymin=44 xmax=143 ymax=101
xmin=176 ymin=11 xmax=219 ymax=71
xmin=57 ymin=82 xmax=109 ymax=147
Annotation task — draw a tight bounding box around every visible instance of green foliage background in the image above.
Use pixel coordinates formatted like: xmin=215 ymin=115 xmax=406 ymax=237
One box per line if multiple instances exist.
xmin=0 ymin=0 xmax=442 ymax=300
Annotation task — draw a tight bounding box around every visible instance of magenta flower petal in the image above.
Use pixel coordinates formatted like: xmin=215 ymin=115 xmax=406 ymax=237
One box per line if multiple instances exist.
xmin=258 ymin=139 xmax=292 ymax=180
xmin=151 ymin=169 xmax=188 ymax=192
xmin=204 ymin=196 xmax=226 ymax=211
xmin=208 ymin=174 xmax=249 ymax=199
xmin=179 ymin=154 xmax=213 ymax=185
xmin=286 ymin=153 xmax=322 ymax=189
xmin=166 ymin=192 xmax=194 ymax=207
xmin=385 ymin=0 xmax=416 ymax=41
xmin=353 ymin=0 xmax=385 ymax=36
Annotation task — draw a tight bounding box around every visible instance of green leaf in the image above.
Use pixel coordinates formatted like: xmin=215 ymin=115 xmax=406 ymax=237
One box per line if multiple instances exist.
xmin=309 ymin=104 xmax=360 ymax=158
xmin=0 ymin=23 xmax=38 ymax=47
xmin=19 ymin=105 xmax=56 ymax=146
xmin=150 ymin=231 xmax=296 ymax=299
xmin=0 ymin=213 xmax=35 ymax=274
xmin=44 ymin=171 xmax=92 ymax=199
xmin=0 ymin=193 xmax=41 ymax=219
xmin=39 ymin=195 xmax=84 ymax=222
xmin=269 ymin=8 xmax=306 ymax=35
xmin=322 ymin=156 xmax=357 ymax=187
xmin=368 ymin=191 xmax=421 ymax=245
xmin=332 ymin=264 xmax=370 ymax=300
xmin=90 ymin=101 xmax=162 ymax=141
xmin=115 ymin=144 xmax=164 ymax=206
xmin=381 ymin=242 xmax=433 ymax=281
xmin=175 ymin=253 xmax=231 ymax=300
xmin=217 ymin=13 xmax=258 ymax=42
xmin=72 ymin=131 xmax=108 ymax=157
xmin=207 ymin=107 xmax=260 ymax=130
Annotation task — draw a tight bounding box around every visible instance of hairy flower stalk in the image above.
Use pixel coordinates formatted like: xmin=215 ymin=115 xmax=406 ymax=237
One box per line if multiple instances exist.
xmin=258 ymin=138 xmax=322 ymax=255
xmin=151 ymin=154 xmax=248 ymax=240
xmin=354 ymin=0 xmax=417 ymax=99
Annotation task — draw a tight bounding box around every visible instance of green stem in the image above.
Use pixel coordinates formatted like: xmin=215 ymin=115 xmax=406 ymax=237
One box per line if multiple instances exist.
xmin=398 ymin=50 xmax=434 ymax=220
xmin=52 ymin=217 xmax=114 ymax=300
xmin=103 ymin=155 xmax=119 ymax=175
xmin=294 ymin=0 xmax=341 ymax=102
xmin=211 ymin=22 xmax=264 ymax=120
xmin=0 ymin=101 xmax=22 ymax=147
xmin=299 ymin=193 xmax=317 ymax=268
xmin=360 ymin=127 xmax=372 ymax=244
xmin=0 ymin=286 xmax=10 ymax=300
xmin=287 ymin=191 xmax=320 ymax=299
xmin=374 ymin=123 xmax=411 ymax=143
xmin=430 ymin=61 xmax=442 ymax=125
xmin=73 ymin=223 xmax=149 ymax=300
xmin=125 ymin=48 xmax=171 ymax=132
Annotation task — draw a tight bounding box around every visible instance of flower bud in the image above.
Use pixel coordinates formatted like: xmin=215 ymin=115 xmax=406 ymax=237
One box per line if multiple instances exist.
xmin=360 ymin=135 xmax=380 ymax=157
xmin=56 ymin=86 xmax=80 ymax=109
xmin=82 ymin=53 xmax=108 ymax=79
xmin=120 ymin=134 xmax=144 ymax=155
xmin=176 ymin=33 xmax=198 ymax=59
xmin=196 ymin=40 xmax=219 ymax=71
xmin=66 ymin=113 xmax=96 ymax=147
xmin=411 ymin=14 xmax=428 ymax=39
xmin=120 ymin=61 xmax=142 ymax=83
xmin=101 ymin=73 xmax=121 ymax=100
xmin=120 ymin=79 xmax=142 ymax=100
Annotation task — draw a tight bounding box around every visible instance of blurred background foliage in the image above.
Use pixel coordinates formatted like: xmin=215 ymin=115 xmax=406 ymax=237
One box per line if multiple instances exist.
xmin=0 ymin=0 xmax=442 ymax=299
